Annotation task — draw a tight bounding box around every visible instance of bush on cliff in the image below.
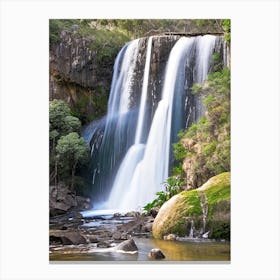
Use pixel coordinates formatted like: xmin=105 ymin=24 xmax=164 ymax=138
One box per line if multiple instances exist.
xmin=173 ymin=67 xmax=230 ymax=189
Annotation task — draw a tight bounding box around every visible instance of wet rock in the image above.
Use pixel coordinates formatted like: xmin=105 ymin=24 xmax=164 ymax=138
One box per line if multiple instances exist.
xmin=146 ymin=207 xmax=159 ymax=218
xmin=116 ymin=239 xmax=138 ymax=252
xmin=148 ymin=248 xmax=165 ymax=259
xmin=99 ymin=231 xmax=113 ymax=238
xmin=97 ymin=241 xmax=111 ymax=248
xmin=76 ymin=196 xmax=91 ymax=210
xmin=143 ymin=222 xmax=153 ymax=232
xmin=125 ymin=211 xmax=140 ymax=217
xmin=117 ymin=217 xmax=144 ymax=234
xmin=50 ymin=230 xmax=87 ymax=245
xmin=112 ymin=232 xmax=122 ymax=240
xmin=121 ymin=233 xmax=129 ymax=240
xmin=87 ymin=235 xmax=99 ymax=243
xmin=113 ymin=232 xmax=129 ymax=240
xmin=49 ymin=212 xmax=84 ymax=230
xmin=49 ymin=183 xmax=90 ymax=217
xmin=113 ymin=212 xmax=122 ymax=218
xmin=163 ymin=234 xmax=177 ymax=241
xmin=49 ymin=183 xmax=77 ymax=216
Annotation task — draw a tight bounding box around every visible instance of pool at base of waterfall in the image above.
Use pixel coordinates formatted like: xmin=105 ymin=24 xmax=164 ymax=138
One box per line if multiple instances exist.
xmin=49 ymin=237 xmax=230 ymax=262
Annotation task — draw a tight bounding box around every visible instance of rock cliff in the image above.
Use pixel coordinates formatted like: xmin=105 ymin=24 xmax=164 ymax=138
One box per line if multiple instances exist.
xmin=49 ymin=29 xmax=121 ymax=123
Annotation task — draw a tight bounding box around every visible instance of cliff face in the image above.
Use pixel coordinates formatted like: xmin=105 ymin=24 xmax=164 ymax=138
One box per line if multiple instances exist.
xmin=49 ymin=32 xmax=193 ymax=125
xmin=49 ymin=30 xmax=118 ymax=123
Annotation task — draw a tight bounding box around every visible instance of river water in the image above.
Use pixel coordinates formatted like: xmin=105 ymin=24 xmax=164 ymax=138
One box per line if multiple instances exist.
xmin=50 ymin=237 xmax=230 ymax=262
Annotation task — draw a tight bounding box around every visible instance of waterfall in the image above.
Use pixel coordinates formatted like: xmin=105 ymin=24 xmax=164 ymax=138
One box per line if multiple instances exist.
xmin=122 ymin=38 xmax=197 ymax=209
xmin=89 ymin=39 xmax=140 ymax=201
xmin=106 ymin=37 xmax=153 ymax=209
xmin=134 ymin=37 xmax=153 ymax=145
xmin=85 ymin=34 xmax=224 ymax=211
xmin=189 ymin=220 xmax=195 ymax=238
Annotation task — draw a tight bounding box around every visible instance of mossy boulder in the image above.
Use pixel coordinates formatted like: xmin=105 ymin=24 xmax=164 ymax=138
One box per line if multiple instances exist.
xmin=152 ymin=172 xmax=230 ymax=240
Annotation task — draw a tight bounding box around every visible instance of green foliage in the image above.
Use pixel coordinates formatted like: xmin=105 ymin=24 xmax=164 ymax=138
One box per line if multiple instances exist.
xmin=211 ymin=52 xmax=223 ymax=72
xmin=212 ymin=222 xmax=230 ymax=240
xmin=212 ymin=52 xmax=220 ymax=63
xmin=185 ymin=123 xmax=198 ymax=138
xmin=56 ymin=132 xmax=89 ymax=166
xmin=181 ymin=190 xmax=203 ymax=216
xmin=173 ymin=142 xmax=188 ymax=160
xmin=49 ymin=99 xmax=81 ymax=136
xmin=172 ymin=163 xmax=183 ymax=176
xmin=49 ymin=99 xmax=90 ymax=190
xmin=202 ymin=142 xmax=217 ymax=156
xmin=49 ymin=19 xmax=80 ymax=45
xmin=203 ymin=172 xmax=230 ymax=221
xmin=221 ymin=19 xmax=231 ymax=43
xmin=172 ymin=67 xmax=230 ymax=189
xmin=193 ymin=19 xmax=217 ymax=29
xmin=56 ymin=132 xmax=89 ymax=190
xmin=143 ymin=177 xmax=184 ymax=211
xmin=204 ymin=174 xmax=230 ymax=206
xmin=191 ymin=83 xmax=203 ymax=95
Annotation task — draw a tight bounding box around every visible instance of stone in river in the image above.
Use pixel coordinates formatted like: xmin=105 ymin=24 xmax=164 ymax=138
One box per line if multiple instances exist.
xmin=148 ymin=248 xmax=165 ymax=259
xmin=116 ymin=239 xmax=138 ymax=253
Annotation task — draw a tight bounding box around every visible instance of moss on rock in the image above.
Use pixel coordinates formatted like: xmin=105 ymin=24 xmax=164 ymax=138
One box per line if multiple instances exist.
xmin=152 ymin=189 xmax=203 ymax=239
xmin=152 ymin=172 xmax=230 ymax=240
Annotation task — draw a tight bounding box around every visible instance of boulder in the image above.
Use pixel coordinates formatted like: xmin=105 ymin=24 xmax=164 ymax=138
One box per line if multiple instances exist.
xmin=146 ymin=207 xmax=159 ymax=218
xmin=76 ymin=196 xmax=91 ymax=210
xmin=143 ymin=222 xmax=153 ymax=233
xmin=112 ymin=232 xmax=123 ymax=240
xmin=50 ymin=230 xmax=87 ymax=245
xmin=116 ymin=239 xmax=138 ymax=252
xmin=148 ymin=248 xmax=165 ymax=259
xmin=49 ymin=183 xmax=77 ymax=216
xmin=152 ymin=172 xmax=230 ymax=240
xmin=125 ymin=211 xmax=140 ymax=217
xmin=86 ymin=235 xmax=99 ymax=243
xmin=49 ymin=183 xmax=91 ymax=217
xmin=163 ymin=233 xmax=177 ymax=241
xmin=112 ymin=231 xmax=129 ymax=240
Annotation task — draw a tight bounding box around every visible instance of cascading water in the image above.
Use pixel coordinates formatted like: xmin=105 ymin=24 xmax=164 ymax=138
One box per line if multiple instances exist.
xmin=84 ymin=34 xmax=225 ymax=213
xmin=106 ymin=37 xmax=153 ymax=209
xmin=89 ymin=39 xmax=140 ymax=202
xmin=113 ymin=37 xmax=197 ymax=210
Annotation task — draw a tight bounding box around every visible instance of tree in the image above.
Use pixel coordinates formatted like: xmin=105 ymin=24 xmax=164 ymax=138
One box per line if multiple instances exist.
xmin=49 ymin=99 xmax=82 ymax=186
xmin=56 ymin=132 xmax=89 ymax=190
xmin=49 ymin=99 xmax=81 ymax=137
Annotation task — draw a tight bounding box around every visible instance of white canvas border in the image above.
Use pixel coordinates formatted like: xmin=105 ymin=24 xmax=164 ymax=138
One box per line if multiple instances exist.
xmin=0 ymin=0 xmax=279 ymax=279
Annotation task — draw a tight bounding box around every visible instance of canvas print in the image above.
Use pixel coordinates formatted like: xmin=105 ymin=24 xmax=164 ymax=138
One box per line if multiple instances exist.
xmin=49 ymin=19 xmax=231 ymax=262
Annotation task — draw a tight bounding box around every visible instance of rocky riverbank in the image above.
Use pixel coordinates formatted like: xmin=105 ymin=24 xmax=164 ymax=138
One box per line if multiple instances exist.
xmin=49 ymin=173 xmax=230 ymax=261
xmin=50 ymin=210 xmax=155 ymax=245
xmin=49 ymin=208 xmax=230 ymax=261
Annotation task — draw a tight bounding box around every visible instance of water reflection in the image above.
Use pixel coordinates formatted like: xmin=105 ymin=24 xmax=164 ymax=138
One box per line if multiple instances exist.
xmin=50 ymin=238 xmax=230 ymax=262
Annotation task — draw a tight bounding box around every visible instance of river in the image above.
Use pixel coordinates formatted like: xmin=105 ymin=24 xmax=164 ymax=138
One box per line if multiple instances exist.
xmin=50 ymin=237 xmax=230 ymax=262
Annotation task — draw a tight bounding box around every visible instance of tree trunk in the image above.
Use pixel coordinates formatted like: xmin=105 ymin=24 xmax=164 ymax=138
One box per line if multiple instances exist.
xmin=54 ymin=159 xmax=58 ymax=186
xmin=71 ymin=161 xmax=77 ymax=191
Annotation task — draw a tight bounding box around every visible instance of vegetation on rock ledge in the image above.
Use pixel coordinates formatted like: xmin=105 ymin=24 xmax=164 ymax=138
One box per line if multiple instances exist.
xmin=174 ymin=67 xmax=230 ymax=189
